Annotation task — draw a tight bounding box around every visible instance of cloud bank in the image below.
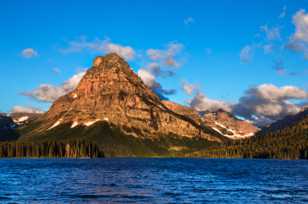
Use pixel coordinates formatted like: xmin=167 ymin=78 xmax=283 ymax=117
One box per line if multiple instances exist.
xmin=183 ymin=81 xmax=308 ymax=126
xmin=287 ymin=9 xmax=308 ymax=60
xmin=11 ymin=106 xmax=43 ymax=114
xmin=233 ymin=84 xmax=308 ymax=126
xmin=22 ymin=71 xmax=86 ymax=102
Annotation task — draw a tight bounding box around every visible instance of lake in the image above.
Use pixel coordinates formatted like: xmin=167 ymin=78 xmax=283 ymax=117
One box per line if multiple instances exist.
xmin=0 ymin=159 xmax=307 ymax=203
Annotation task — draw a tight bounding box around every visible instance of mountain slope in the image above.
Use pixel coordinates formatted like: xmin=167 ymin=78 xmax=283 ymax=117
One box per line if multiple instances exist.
xmin=201 ymin=110 xmax=259 ymax=139
xmin=192 ymin=109 xmax=308 ymax=159
xmin=0 ymin=114 xmax=19 ymax=141
xmin=18 ymin=53 xmax=226 ymax=156
xmin=10 ymin=112 xmax=43 ymax=126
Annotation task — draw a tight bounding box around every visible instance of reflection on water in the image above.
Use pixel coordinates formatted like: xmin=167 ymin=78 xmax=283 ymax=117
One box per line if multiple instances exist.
xmin=0 ymin=158 xmax=307 ymax=203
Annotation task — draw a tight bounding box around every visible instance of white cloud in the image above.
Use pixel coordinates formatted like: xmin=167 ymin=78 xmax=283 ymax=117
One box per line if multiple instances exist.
xmin=182 ymin=81 xmax=231 ymax=112
xmin=189 ymin=92 xmax=232 ymax=113
xmin=233 ymin=84 xmax=308 ymax=126
xmin=104 ymin=42 xmax=135 ymax=60
xmin=184 ymin=17 xmax=195 ymax=25
xmin=61 ymin=37 xmax=135 ymax=60
xmin=287 ymin=9 xmax=308 ymax=59
xmin=147 ymin=49 xmax=163 ymax=61
xmin=138 ymin=69 xmax=156 ymax=88
xmin=146 ymin=42 xmax=184 ymax=67
xmin=11 ymin=106 xmax=43 ymax=114
xmin=22 ymin=71 xmax=86 ymax=102
xmin=147 ymin=62 xmax=174 ymax=78
xmin=240 ymin=45 xmax=253 ymax=63
xmin=260 ymin=25 xmax=280 ymax=41
xmin=21 ymin=48 xmax=38 ymax=58
xmin=182 ymin=81 xmax=197 ymax=95
xmin=292 ymin=9 xmax=308 ymax=42
xmin=137 ymin=67 xmax=175 ymax=98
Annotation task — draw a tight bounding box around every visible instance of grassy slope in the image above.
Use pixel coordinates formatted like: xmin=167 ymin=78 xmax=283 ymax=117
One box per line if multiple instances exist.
xmin=17 ymin=121 xmax=220 ymax=157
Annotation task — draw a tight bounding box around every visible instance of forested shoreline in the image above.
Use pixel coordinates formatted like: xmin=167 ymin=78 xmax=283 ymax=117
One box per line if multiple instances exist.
xmin=0 ymin=141 xmax=104 ymax=158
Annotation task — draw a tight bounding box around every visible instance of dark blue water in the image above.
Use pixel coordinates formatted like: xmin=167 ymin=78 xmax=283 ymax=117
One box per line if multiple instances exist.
xmin=0 ymin=159 xmax=307 ymax=204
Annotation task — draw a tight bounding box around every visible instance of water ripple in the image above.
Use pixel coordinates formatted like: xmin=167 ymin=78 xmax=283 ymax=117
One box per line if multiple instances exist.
xmin=0 ymin=158 xmax=307 ymax=203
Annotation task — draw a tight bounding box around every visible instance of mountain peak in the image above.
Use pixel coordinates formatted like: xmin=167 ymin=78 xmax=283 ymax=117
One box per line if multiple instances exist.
xmin=93 ymin=53 xmax=126 ymax=68
xmin=25 ymin=54 xmax=222 ymax=143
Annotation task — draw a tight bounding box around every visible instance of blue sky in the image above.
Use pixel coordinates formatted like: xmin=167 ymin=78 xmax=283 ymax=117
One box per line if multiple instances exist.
xmin=0 ymin=0 xmax=307 ymax=124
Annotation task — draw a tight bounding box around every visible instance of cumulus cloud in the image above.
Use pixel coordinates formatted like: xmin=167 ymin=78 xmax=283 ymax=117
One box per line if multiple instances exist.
xmin=138 ymin=67 xmax=175 ymax=98
xmin=103 ymin=42 xmax=135 ymax=60
xmin=146 ymin=42 xmax=183 ymax=67
xmin=287 ymin=9 xmax=308 ymax=59
xmin=22 ymin=71 xmax=86 ymax=102
xmin=11 ymin=106 xmax=43 ymax=114
xmin=292 ymin=9 xmax=308 ymax=42
xmin=61 ymin=37 xmax=135 ymax=60
xmin=138 ymin=42 xmax=185 ymax=98
xmin=260 ymin=25 xmax=281 ymax=41
xmin=147 ymin=62 xmax=175 ymax=78
xmin=233 ymin=84 xmax=308 ymax=126
xmin=138 ymin=69 xmax=156 ymax=88
xmin=240 ymin=45 xmax=253 ymax=63
xmin=184 ymin=17 xmax=195 ymax=25
xmin=183 ymin=82 xmax=307 ymax=125
xmin=189 ymin=92 xmax=232 ymax=113
xmin=182 ymin=81 xmax=231 ymax=112
xmin=182 ymin=81 xmax=197 ymax=95
xmin=21 ymin=48 xmax=38 ymax=58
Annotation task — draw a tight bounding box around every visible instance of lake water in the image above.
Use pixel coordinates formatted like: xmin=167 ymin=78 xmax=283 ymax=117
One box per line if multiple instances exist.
xmin=0 ymin=159 xmax=307 ymax=203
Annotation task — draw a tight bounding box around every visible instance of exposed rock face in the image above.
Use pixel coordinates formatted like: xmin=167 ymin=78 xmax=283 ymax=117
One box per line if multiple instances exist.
xmin=202 ymin=110 xmax=259 ymax=139
xmin=27 ymin=53 xmax=222 ymax=142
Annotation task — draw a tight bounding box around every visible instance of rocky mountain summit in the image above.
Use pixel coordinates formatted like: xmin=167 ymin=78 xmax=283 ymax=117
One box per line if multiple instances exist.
xmin=22 ymin=53 xmax=226 ymax=144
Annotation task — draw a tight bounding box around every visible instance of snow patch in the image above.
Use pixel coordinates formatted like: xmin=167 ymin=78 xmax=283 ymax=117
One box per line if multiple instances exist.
xmin=14 ymin=116 xmax=29 ymax=123
xmin=72 ymin=93 xmax=78 ymax=99
xmin=48 ymin=119 xmax=63 ymax=130
xmin=212 ymin=121 xmax=255 ymax=139
xmin=71 ymin=121 xmax=79 ymax=128
xmin=83 ymin=119 xmax=100 ymax=127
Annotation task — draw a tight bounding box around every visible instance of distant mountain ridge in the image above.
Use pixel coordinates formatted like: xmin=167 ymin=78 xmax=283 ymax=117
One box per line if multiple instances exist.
xmin=201 ymin=109 xmax=259 ymax=139
xmin=0 ymin=114 xmax=18 ymax=141
xmin=3 ymin=53 xmax=305 ymax=158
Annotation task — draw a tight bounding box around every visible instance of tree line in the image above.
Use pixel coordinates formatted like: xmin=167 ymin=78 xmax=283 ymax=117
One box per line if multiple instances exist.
xmin=0 ymin=140 xmax=104 ymax=158
xmin=189 ymin=127 xmax=308 ymax=159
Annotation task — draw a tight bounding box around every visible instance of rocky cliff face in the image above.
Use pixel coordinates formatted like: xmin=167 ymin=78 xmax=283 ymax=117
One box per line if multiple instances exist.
xmin=201 ymin=110 xmax=259 ymax=139
xmin=25 ymin=53 xmax=222 ymax=142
